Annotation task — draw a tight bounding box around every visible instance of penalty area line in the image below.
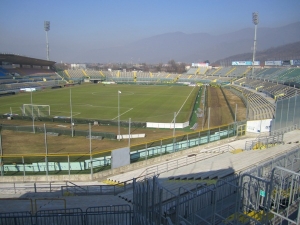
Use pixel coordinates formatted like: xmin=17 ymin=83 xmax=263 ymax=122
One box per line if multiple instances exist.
xmin=111 ymin=108 xmax=133 ymax=120
xmin=171 ymin=85 xmax=197 ymax=123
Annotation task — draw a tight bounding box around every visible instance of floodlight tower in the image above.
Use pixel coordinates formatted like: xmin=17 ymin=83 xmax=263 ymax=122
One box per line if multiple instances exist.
xmin=44 ymin=21 xmax=50 ymax=60
xmin=252 ymin=12 xmax=259 ymax=76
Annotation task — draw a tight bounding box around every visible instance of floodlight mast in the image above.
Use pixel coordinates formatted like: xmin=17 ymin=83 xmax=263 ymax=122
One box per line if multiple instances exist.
xmin=44 ymin=21 xmax=50 ymax=61
xmin=252 ymin=12 xmax=259 ymax=77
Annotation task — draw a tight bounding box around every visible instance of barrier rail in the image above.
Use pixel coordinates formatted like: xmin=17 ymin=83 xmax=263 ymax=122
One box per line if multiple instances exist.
xmin=0 ymin=122 xmax=243 ymax=177
xmin=138 ymin=144 xmax=235 ymax=180
xmin=0 ymin=205 xmax=133 ymax=225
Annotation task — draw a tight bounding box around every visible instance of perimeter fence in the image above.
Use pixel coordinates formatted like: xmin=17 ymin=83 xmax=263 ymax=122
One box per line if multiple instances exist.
xmin=0 ymin=114 xmax=146 ymax=128
xmin=0 ymin=122 xmax=246 ymax=177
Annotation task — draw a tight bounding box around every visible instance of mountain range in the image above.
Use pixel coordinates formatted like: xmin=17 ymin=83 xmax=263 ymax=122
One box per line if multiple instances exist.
xmin=73 ymin=22 xmax=300 ymax=64
xmin=215 ymin=41 xmax=300 ymax=66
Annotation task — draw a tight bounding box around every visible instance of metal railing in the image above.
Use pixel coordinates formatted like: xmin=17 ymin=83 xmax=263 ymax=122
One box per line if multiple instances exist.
xmin=131 ymin=145 xmax=300 ymax=225
xmin=61 ymin=183 xmax=126 ymax=196
xmin=137 ymin=144 xmax=235 ymax=180
xmin=0 ymin=205 xmax=133 ymax=225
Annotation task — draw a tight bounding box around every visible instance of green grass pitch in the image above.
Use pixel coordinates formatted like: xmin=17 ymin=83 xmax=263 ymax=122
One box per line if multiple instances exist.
xmin=0 ymin=84 xmax=199 ymax=123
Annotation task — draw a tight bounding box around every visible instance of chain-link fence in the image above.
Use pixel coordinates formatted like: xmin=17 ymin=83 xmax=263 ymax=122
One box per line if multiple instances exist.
xmin=0 ymin=114 xmax=146 ymax=128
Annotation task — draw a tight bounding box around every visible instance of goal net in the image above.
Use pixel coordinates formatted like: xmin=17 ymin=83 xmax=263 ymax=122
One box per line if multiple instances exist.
xmin=22 ymin=104 xmax=50 ymax=117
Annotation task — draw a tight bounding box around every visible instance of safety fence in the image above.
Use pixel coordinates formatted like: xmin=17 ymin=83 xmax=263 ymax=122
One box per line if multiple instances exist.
xmin=137 ymin=144 xmax=235 ymax=180
xmin=61 ymin=182 xmax=128 ymax=196
xmin=0 ymin=181 xmax=129 ymax=197
xmin=0 ymin=123 xmax=244 ymax=177
xmin=0 ymin=205 xmax=133 ymax=225
xmin=272 ymin=93 xmax=300 ymax=132
xmin=244 ymin=133 xmax=284 ymax=150
xmin=132 ymin=145 xmax=300 ymax=225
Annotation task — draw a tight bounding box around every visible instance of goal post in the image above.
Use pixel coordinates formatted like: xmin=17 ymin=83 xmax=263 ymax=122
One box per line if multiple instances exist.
xmin=22 ymin=104 xmax=50 ymax=117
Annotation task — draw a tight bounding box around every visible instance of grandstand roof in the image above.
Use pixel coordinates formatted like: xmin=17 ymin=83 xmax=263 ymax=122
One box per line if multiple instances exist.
xmin=0 ymin=53 xmax=56 ymax=67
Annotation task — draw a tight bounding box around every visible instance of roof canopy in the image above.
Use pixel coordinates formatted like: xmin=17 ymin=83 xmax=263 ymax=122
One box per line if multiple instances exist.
xmin=0 ymin=54 xmax=56 ymax=67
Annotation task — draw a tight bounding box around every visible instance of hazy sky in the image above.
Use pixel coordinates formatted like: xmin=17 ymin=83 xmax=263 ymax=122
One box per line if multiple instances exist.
xmin=1 ymin=0 xmax=299 ymax=62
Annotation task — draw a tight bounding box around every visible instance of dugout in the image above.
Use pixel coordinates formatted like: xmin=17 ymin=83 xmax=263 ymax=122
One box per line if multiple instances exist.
xmin=89 ymin=78 xmax=105 ymax=83
xmin=0 ymin=91 xmax=16 ymax=97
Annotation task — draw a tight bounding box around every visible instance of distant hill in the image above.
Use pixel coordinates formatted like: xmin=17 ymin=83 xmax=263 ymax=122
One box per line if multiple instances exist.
xmin=73 ymin=22 xmax=300 ymax=63
xmin=214 ymin=41 xmax=300 ymax=66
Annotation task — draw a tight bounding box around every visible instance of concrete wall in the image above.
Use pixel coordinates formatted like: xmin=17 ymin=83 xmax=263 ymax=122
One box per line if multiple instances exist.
xmin=147 ymin=121 xmax=189 ymax=128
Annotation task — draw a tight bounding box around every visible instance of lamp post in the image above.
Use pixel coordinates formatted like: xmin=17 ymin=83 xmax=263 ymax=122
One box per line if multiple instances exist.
xmin=252 ymin=12 xmax=259 ymax=77
xmin=44 ymin=21 xmax=50 ymax=60
xmin=89 ymin=123 xmax=93 ymax=179
xmin=31 ymin=90 xmax=35 ymax=133
xmin=118 ymin=91 xmax=121 ymax=141
xmin=70 ymin=88 xmax=74 ymax=137
xmin=128 ymin=118 xmax=131 ymax=147
xmin=44 ymin=124 xmax=48 ymax=178
xmin=173 ymin=112 xmax=176 ymax=137
xmin=173 ymin=112 xmax=177 ymax=152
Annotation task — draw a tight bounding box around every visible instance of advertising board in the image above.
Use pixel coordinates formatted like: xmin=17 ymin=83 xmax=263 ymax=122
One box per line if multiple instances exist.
xmin=265 ymin=61 xmax=282 ymax=66
xmin=246 ymin=119 xmax=272 ymax=133
xmin=291 ymin=59 xmax=300 ymax=66
xmin=192 ymin=63 xmax=209 ymax=67
xmin=232 ymin=61 xmax=252 ymax=66
xmin=231 ymin=61 xmax=260 ymax=66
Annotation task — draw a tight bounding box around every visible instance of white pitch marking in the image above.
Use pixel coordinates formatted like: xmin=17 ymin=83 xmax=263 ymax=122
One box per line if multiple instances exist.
xmin=91 ymin=91 xmax=135 ymax=96
xmin=171 ymin=85 xmax=197 ymax=123
xmin=111 ymin=108 xmax=133 ymax=120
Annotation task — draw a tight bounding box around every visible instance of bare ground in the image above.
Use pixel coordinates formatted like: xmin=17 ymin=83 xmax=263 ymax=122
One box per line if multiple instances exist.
xmin=222 ymin=88 xmax=246 ymax=121
xmin=196 ymin=86 xmax=246 ymax=130
xmin=0 ymin=119 xmax=186 ymax=156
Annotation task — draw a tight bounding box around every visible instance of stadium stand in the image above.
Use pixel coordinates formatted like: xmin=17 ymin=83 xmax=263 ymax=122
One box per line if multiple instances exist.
xmin=0 ymin=68 xmax=9 ymax=77
xmin=1 ymin=51 xmax=300 ymax=224
xmin=210 ymin=67 xmax=234 ymax=77
xmin=66 ymin=69 xmax=85 ymax=80
xmin=186 ymin=67 xmax=198 ymax=75
xmin=235 ymin=77 xmax=299 ymax=100
xmin=226 ymin=85 xmax=275 ymax=120
xmin=250 ymin=67 xmax=300 ymax=84
xmin=276 ymin=67 xmax=300 ymax=83
xmin=250 ymin=67 xmax=284 ymax=79
xmin=0 ymin=54 xmax=66 ymax=92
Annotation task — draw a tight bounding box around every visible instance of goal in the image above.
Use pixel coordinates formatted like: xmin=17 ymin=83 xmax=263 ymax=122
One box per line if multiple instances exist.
xmin=22 ymin=104 xmax=50 ymax=117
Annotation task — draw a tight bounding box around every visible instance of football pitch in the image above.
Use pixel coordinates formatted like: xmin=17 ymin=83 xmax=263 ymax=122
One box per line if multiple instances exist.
xmin=0 ymin=84 xmax=199 ymax=123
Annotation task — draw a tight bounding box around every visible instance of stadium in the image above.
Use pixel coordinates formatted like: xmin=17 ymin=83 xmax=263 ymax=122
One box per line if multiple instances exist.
xmin=1 ymin=20 xmax=300 ymax=225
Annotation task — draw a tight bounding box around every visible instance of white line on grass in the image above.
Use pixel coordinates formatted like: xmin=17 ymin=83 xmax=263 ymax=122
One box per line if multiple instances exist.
xmin=111 ymin=108 xmax=133 ymax=120
xmin=171 ymin=86 xmax=197 ymax=123
xmin=91 ymin=91 xmax=135 ymax=96
xmin=52 ymin=111 xmax=81 ymax=117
